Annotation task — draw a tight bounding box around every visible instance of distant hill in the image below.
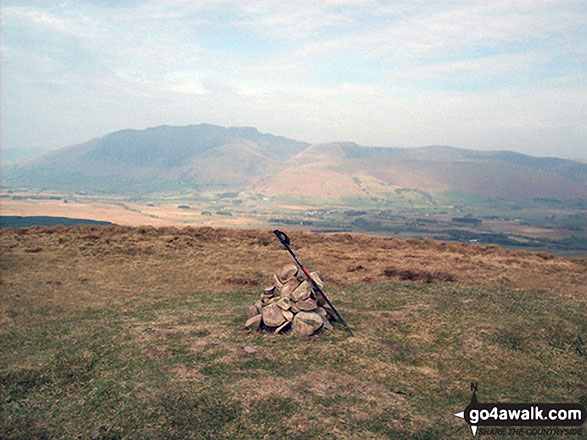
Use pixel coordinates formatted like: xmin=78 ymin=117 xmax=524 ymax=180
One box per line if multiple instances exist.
xmin=253 ymin=142 xmax=587 ymax=200
xmin=3 ymin=123 xmax=586 ymax=201
xmin=4 ymin=124 xmax=309 ymax=191
xmin=1 ymin=147 xmax=54 ymax=165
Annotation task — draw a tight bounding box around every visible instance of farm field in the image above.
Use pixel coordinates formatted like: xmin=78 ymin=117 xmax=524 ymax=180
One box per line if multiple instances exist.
xmin=1 ymin=190 xmax=585 ymax=257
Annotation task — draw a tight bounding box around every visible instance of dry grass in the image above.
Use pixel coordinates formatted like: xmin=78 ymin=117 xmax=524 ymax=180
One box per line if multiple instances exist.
xmin=1 ymin=225 xmax=585 ymax=439
xmin=2 ymin=224 xmax=584 ymax=296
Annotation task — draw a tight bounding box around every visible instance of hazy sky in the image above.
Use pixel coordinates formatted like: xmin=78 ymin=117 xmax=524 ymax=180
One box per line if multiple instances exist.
xmin=1 ymin=0 xmax=586 ymax=159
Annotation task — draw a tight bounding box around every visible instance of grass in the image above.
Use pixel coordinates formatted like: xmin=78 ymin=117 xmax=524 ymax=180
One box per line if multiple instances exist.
xmin=1 ymin=226 xmax=586 ymax=439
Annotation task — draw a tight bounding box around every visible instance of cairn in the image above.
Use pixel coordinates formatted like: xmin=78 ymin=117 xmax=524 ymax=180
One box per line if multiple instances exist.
xmin=245 ymin=264 xmax=336 ymax=336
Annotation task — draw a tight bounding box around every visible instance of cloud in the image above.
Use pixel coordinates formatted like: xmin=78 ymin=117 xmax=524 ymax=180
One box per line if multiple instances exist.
xmin=1 ymin=0 xmax=586 ymax=159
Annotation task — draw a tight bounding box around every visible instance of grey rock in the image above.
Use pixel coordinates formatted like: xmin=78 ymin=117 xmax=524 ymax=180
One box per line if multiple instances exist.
xmin=281 ymin=310 xmax=294 ymax=322
xmin=246 ymin=305 xmax=260 ymax=319
xmin=266 ymin=296 xmax=280 ymax=305
xmin=310 ymin=272 xmax=324 ymax=288
xmin=291 ymin=280 xmax=312 ymax=301
xmin=243 ymin=345 xmax=257 ymax=355
xmin=245 ymin=314 xmax=262 ymax=330
xmin=262 ymin=303 xmax=286 ymax=327
xmin=292 ymin=318 xmax=315 ymax=337
xmin=278 ymin=264 xmax=298 ymax=283
xmin=315 ymin=307 xmax=334 ymax=329
xmin=276 ymin=297 xmax=291 ymax=310
xmin=296 ymin=297 xmax=318 ymax=311
xmin=321 ymin=315 xmax=334 ymax=330
xmin=295 ymin=269 xmax=307 ymax=282
xmin=274 ymin=320 xmax=292 ymax=334
xmin=292 ymin=311 xmax=323 ymax=336
xmin=279 ymin=277 xmax=300 ymax=298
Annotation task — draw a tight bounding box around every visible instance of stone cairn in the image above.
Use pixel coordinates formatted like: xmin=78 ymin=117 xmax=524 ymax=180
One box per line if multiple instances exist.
xmin=245 ymin=264 xmax=336 ymax=336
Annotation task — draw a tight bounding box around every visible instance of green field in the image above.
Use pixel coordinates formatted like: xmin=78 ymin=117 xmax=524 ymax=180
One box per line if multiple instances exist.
xmin=0 ymin=216 xmax=112 ymax=228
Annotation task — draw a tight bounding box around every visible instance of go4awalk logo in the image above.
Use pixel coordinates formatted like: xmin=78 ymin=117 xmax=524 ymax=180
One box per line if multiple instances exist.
xmin=454 ymin=383 xmax=586 ymax=437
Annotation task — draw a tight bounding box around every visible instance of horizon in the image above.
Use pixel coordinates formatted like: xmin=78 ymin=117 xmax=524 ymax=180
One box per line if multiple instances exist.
xmin=2 ymin=121 xmax=587 ymax=163
xmin=1 ymin=1 xmax=586 ymax=160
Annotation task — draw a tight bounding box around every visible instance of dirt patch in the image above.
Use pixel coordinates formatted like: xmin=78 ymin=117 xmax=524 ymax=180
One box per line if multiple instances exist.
xmin=382 ymin=266 xmax=456 ymax=283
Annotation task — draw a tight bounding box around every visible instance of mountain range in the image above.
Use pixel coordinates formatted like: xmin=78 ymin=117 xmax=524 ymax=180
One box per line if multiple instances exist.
xmin=4 ymin=123 xmax=586 ymax=201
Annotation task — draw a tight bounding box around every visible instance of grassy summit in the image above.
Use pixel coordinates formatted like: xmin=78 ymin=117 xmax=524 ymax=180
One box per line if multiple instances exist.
xmin=1 ymin=226 xmax=585 ymax=439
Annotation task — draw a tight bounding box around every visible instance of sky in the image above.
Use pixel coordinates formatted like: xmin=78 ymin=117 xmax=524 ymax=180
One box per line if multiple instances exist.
xmin=1 ymin=0 xmax=586 ymax=159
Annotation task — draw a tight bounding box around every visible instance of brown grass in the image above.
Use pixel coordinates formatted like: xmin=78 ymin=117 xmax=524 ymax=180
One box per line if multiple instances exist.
xmin=381 ymin=266 xmax=456 ymax=283
xmin=1 ymin=224 xmax=585 ymax=439
xmin=1 ymin=224 xmax=585 ymax=297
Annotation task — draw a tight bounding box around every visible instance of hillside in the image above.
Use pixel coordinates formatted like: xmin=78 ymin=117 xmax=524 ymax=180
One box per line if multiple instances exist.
xmin=5 ymin=124 xmax=309 ymax=191
xmin=1 ymin=225 xmax=585 ymax=439
xmin=4 ymin=124 xmax=586 ymax=201
xmin=253 ymin=143 xmax=587 ymax=200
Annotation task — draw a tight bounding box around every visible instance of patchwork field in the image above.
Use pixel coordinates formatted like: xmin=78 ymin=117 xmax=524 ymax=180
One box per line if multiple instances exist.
xmin=1 ymin=225 xmax=585 ymax=439
xmin=0 ymin=197 xmax=262 ymax=228
xmin=2 ymin=190 xmax=586 ymax=258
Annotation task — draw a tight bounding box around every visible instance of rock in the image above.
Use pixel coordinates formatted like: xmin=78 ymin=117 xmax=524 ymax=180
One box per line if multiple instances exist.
xmin=292 ymin=318 xmax=315 ymax=337
xmin=266 ymin=296 xmax=280 ymax=305
xmin=299 ymin=311 xmax=324 ymax=327
xmin=274 ymin=320 xmax=292 ymax=334
xmin=292 ymin=312 xmax=323 ymax=336
xmin=275 ymin=309 xmax=294 ymax=334
xmin=310 ymin=272 xmax=324 ymax=288
xmin=243 ymin=345 xmax=257 ymax=355
xmin=278 ymin=264 xmax=298 ymax=283
xmin=262 ymin=303 xmax=285 ymax=327
xmin=246 ymin=266 xmax=332 ymax=335
xmin=296 ymin=297 xmax=318 ymax=311
xmin=291 ymin=280 xmax=312 ymax=301
xmin=316 ymin=294 xmax=326 ymax=306
xmin=281 ymin=310 xmax=294 ymax=322
xmin=295 ymin=269 xmax=307 ymax=282
xmin=246 ymin=305 xmax=260 ymax=319
xmin=319 ymin=313 xmax=334 ymax=330
xmin=245 ymin=314 xmax=262 ymax=330
xmin=315 ymin=307 xmax=335 ymax=329
xmin=322 ymin=305 xmax=337 ymax=320
xmin=276 ymin=297 xmax=291 ymax=310
xmin=279 ymin=277 xmax=300 ymax=298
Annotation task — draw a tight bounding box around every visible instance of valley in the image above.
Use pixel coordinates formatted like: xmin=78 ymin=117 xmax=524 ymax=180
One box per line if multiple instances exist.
xmin=2 ymin=124 xmax=585 ymax=257
xmin=2 ymin=188 xmax=585 ymax=258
